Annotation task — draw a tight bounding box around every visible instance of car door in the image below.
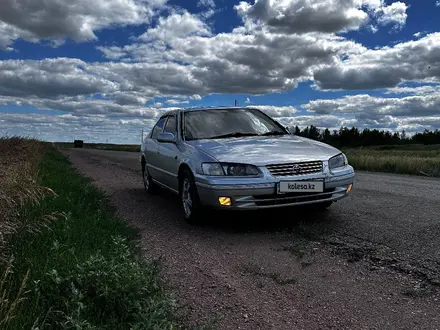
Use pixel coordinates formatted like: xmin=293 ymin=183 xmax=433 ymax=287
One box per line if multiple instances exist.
xmin=156 ymin=115 xmax=180 ymax=192
xmin=146 ymin=117 xmax=166 ymax=181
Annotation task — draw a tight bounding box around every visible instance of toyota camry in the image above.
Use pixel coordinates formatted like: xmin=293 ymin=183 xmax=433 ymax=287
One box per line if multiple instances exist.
xmin=140 ymin=107 xmax=355 ymax=223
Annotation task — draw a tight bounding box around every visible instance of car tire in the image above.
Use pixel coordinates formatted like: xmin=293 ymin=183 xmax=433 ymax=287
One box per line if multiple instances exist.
xmin=180 ymin=168 xmax=203 ymax=224
xmin=142 ymin=161 xmax=158 ymax=194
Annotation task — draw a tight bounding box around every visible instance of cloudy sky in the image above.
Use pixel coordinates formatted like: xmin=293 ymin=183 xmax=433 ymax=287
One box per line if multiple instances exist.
xmin=0 ymin=0 xmax=439 ymax=143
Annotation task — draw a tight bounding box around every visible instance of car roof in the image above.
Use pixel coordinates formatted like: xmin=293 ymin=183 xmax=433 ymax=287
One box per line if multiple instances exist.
xmin=183 ymin=106 xmax=245 ymax=112
xmin=159 ymin=106 xmax=253 ymax=118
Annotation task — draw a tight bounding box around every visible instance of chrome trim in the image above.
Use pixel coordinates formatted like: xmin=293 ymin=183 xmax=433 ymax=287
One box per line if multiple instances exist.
xmin=147 ymin=164 xmax=178 ymax=178
xmin=196 ymin=182 xmax=275 ymax=190
xmin=266 ymin=161 xmax=323 ymax=177
xmin=152 ymin=178 xmax=179 ymax=194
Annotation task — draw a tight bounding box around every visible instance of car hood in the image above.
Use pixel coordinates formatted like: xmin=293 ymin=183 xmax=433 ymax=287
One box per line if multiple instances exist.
xmin=187 ymin=135 xmax=341 ymax=165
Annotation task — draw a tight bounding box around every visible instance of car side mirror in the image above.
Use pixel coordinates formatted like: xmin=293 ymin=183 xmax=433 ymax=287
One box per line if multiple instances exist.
xmin=284 ymin=126 xmax=292 ymax=134
xmin=157 ymin=132 xmax=176 ymax=143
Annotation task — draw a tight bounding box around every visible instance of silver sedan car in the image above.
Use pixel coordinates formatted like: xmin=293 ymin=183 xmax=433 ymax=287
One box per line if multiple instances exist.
xmin=140 ymin=107 xmax=354 ymax=223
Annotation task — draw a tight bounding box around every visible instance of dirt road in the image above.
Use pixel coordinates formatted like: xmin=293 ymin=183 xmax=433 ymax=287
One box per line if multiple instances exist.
xmin=66 ymin=148 xmax=440 ymax=330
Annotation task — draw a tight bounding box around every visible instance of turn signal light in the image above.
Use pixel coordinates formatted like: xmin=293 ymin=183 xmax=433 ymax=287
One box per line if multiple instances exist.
xmin=347 ymin=184 xmax=353 ymax=193
xmin=218 ymin=197 xmax=232 ymax=206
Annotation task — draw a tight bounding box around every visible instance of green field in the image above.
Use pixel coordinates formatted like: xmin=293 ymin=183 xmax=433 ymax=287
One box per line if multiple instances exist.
xmin=0 ymin=138 xmax=180 ymax=329
xmin=344 ymin=144 xmax=440 ymax=177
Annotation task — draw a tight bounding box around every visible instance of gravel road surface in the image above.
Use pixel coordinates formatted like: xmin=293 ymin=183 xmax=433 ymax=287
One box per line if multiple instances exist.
xmin=65 ymin=148 xmax=440 ymax=330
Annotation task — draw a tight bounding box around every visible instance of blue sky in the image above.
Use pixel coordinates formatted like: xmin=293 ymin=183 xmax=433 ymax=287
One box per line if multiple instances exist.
xmin=0 ymin=0 xmax=439 ymax=143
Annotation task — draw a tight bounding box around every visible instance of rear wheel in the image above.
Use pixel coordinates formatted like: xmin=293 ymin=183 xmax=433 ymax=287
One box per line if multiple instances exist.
xmin=180 ymin=169 xmax=203 ymax=224
xmin=142 ymin=161 xmax=158 ymax=194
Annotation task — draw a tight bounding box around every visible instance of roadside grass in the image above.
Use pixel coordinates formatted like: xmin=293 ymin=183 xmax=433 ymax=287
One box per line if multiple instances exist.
xmin=357 ymin=144 xmax=440 ymax=152
xmin=0 ymin=138 xmax=181 ymax=329
xmin=0 ymin=136 xmax=53 ymax=260
xmin=344 ymin=145 xmax=440 ymax=177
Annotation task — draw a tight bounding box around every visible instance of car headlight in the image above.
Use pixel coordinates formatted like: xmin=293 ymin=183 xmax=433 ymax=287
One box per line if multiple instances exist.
xmin=202 ymin=163 xmax=260 ymax=176
xmin=328 ymin=153 xmax=348 ymax=170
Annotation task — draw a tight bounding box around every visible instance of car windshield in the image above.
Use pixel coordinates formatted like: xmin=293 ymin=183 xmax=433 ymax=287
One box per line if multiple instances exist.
xmin=183 ymin=108 xmax=288 ymax=140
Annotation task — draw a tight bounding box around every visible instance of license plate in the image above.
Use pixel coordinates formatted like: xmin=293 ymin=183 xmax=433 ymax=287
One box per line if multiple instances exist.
xmin=278 ymin=181 xmax=324 ymax=193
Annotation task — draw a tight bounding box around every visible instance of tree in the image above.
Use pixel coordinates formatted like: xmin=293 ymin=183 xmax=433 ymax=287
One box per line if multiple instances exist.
xmin=401 ymin=130 xmax=407 ymax=140
xmin=290 ymin=126 xmax=440 ymax=147
xmin=322 ymin=128 xmax=331 ymax=143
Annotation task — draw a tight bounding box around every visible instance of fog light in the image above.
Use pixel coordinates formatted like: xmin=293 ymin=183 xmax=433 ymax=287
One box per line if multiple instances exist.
xmin=347 ymin=184 xmax=353 ymax=193
xmin=218 ymin=197 xmax=232 ymax=206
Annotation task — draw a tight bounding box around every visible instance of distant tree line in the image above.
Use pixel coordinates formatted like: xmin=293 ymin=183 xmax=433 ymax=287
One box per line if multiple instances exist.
xmin=288 ymin=126 xmax=440 ymax=147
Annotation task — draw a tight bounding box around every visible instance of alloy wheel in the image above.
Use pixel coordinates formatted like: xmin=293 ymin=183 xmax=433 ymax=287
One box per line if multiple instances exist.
xmin=182 ymin=178 xmax=193 ymax=218
xmin=144 ymin=171 xmax=150 ymax=191
xmin=143 ymin=169 xmax=150 ymax=191
xmin=142 ymin=165 xmax=158 ymax=194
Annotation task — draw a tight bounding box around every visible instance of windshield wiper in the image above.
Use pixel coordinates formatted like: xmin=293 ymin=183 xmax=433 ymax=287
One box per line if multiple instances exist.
xmin=259 ymin=131 xmax=288 ymax=136
xmin=208 ymin=132 xmax=259 ymax=139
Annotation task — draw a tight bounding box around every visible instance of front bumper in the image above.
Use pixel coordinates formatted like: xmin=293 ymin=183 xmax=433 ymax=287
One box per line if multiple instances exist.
xmin=194 ymin=166 xmax=355 ymax=210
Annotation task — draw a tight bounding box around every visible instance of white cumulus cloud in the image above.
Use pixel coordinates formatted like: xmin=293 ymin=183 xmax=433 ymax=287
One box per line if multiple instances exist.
xmin=0 ymin=0 xmax=168 ymax=49
xmin=235 ymin=0 xmax=408 ymax=34
xmin=313 ymin=32 xmax=440 ymax=90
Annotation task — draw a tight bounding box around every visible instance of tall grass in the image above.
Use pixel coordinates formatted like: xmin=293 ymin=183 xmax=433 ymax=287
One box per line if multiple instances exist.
xmin=0 ymin=258 xmax=30 ymax=329
xmin=345 ymin=147 xmax=440 ymax=177
xmin=0 ymin=139 xmax=180 ymax=329
xmin=0 ymin=137 xmax=57 ymax=260
xmin=0 ymin=137 xmax=55 ymax=329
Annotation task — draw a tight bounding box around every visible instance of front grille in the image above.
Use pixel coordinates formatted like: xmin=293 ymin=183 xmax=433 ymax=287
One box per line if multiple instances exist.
xmin=266 ymin=161 xmax=323 ymax=177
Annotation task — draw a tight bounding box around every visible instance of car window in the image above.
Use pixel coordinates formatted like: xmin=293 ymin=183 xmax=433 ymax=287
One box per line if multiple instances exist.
xmin=163 ymin=115 xmax=177 ymax=134
xmin=151 ymin=117 xmax=166 ymax=140
xmin=183 ymin=108 xmax=286 ymax=140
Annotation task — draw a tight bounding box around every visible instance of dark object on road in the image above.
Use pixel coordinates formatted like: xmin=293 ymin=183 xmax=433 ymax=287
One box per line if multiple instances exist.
xmin=74 ymin=140 xmax=84 ymax=148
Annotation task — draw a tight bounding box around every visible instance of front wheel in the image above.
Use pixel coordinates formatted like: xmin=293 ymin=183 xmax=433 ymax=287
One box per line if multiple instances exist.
xmin=180 ymin=169 xmax=203 ymax=224
xmin=142 ymin=163 xmax=158 ymax=194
